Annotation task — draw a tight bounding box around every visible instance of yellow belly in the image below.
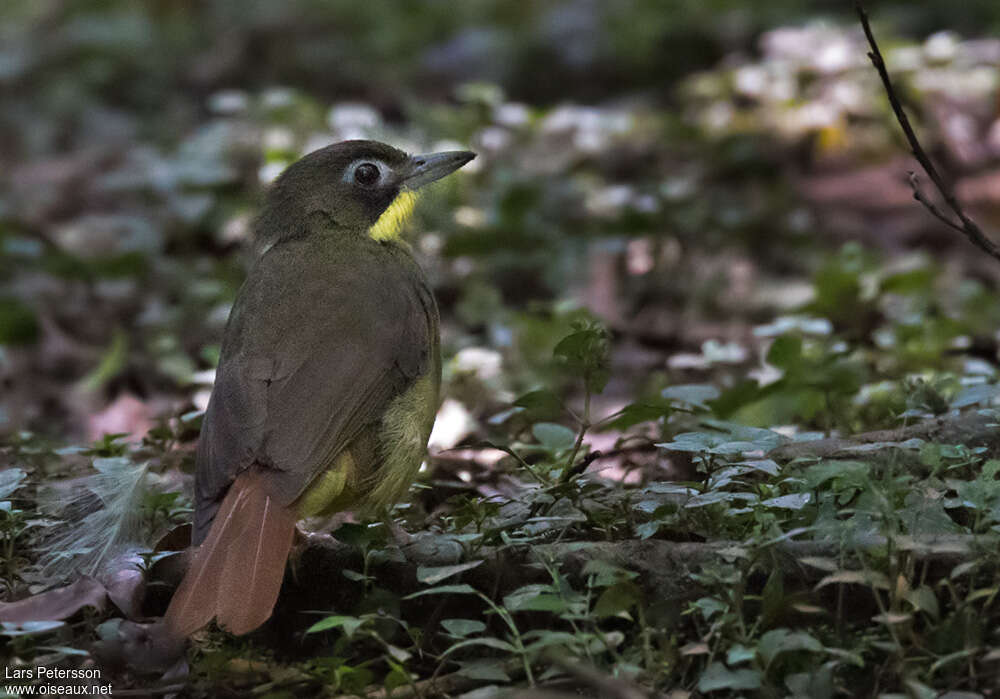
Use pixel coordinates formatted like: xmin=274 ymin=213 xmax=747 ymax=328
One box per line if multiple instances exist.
xmin=295 ymin=451 xmax=360 ymax=518
xmin=293 ymin=374 xmax=437 ymax=518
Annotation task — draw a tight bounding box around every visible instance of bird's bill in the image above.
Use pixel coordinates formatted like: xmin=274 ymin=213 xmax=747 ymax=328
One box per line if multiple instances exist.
xmin=402 ymin=150 xmax=476 ymax=189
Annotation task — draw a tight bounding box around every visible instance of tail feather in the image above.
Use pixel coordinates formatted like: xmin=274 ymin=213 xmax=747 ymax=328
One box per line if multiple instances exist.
xmin=164 ymin=471 xmax=296 ymax=637
xmin=164 ymin=479 xmax=247 ymax=636
xmin=215 ymin=489 xmax=296 ymax=634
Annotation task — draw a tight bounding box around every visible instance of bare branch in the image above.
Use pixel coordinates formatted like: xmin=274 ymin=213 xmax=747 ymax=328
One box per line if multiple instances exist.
xmin=907 ymin=172 xmax=965 ymax=233
xmin=768 ymin=410 xmax=1000 ymax=461
xmin=855 ymin=1 xmax=1000 ymax=264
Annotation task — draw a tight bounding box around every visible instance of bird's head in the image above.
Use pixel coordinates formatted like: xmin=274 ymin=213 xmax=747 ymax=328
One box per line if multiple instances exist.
xmin=257 ymin=139 xmax=475 ymax=250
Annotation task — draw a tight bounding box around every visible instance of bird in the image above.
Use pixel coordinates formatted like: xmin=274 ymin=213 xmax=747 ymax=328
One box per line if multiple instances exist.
xmin=163 ymin=139 xmax=475 ymax=637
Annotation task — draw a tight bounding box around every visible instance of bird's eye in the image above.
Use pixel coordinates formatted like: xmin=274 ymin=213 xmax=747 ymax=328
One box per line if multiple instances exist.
xmin=354 ymin=162 xmax=380 ymax=186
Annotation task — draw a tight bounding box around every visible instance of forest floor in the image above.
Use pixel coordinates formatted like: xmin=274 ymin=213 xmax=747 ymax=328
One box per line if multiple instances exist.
xmin=4 ymin=4 xmax=1000 ymax=697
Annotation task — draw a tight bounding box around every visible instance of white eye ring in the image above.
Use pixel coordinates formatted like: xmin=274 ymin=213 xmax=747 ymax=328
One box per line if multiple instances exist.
xmin=344 ymin=159 xmax=390 ymax=186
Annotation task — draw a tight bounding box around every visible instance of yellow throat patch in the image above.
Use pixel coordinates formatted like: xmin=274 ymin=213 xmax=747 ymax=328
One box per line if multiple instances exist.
xmin=368 ymin=190 xmax=419 ymax=241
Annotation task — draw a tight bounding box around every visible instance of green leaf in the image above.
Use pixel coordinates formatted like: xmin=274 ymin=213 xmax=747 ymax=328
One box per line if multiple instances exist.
xmin=905 ymin=585 xmax=940 ymax=621
xmin=800 ymin=557 xmax=839 ymax=572
xmin=633 ymin=499 xmax=666 ymax=514
xmin=660 ymin=424 xmax=787 ymax=456
xmin=685 ymin=491 xmax=759 ymax=509
xmin=803 ymin=460 xmax=868 ymax=490
xmin=733 ymin=459 xmax=781 ymax=476
xmin=657 ymin=431 xmax=729 ymax=453
xmin=755 ymin=316 xmax=833 ymax=337
xmin=785 ymin=666 xmax=835 ymax=699
xmin=305 ymin=615 xmax=367 ymax=637
xmin=383 ymin=663 xmax=410 ymax=693
xmin=503 ymin=584 xmax=572 ymax=612
xmin=417 ymin=560 xmax=484 ymax=585
xmin=816 ymin=570 xmax=890 ymax=590
xmin=643 ymin=482 xmax=699 ymax=496
xmin=950 ymin=561 xmax=978 ymax=579
xmin=35 ymin=645 xmax=90 ymax=657
xmin=903 ymin=678 xmax=943 ymax=699
xmin=762 ymin=493 xmax=811 ymax=510
xmin=532 ymin=423 xmax=576 ymax=451
xmin=711 ymin=379 xmax=765 ymax=418
xmin=761 ymin=569 xmax=784 ymax=626
xmin=635 ymin=521 xmax=660 ymax=539
xmin=703 ymin=420 xmax=788 ymax=452
xmin=605 ymin=401 xmax=671 ymax=428
xmin=726 ymin=644 xmax=757 ymax=666
xmin=78 ymin=329 xmax=129 ymax=392
xmin=697 ymin=662 xmax=762 ymax=692
xmin=692 ymin=596 xmax=728 ymax=621
xmin=522 ymin=629 xmax=585 ymax=653
xmin=553 ymin=322 xmax=610 ymax=393
xmin=766 ymin=334 xmax=803 ymax=370
xmin=1 ymin=620 xmax=66 ymax=637
xmin=0 ymin=297 xmax=39 ymax=345
xmin=513 ymin=390 xmax=563 ymax=421
xmin=757 ymin=628 xmax=824 ymax=666
xmin=900 ymin=490 xmax=961 ymax=536
xmin=442 ymin=637 xmax=517 ymax=657
xmin=951 ymin=383 xmax=999 ymax=409
xmin=0 ymin=468 xmax=26 ymax=500
xmin=662 ymin=384 xmax=720 ymax=411
xmin=593 ymin=581 xmax=641 ymax=617
xmin=385 ymin=644 xmax=411 ymax=663
xmin=823 ymin=647 xmax=865 ymax=667
xmin=334 ymin=665 xmax=374 ymax=694
xmin=403 ymin=584 xmax=478 ymax=599
xmin=455 ymin=660 xmax=511 ymax=681
xmin=441 ymin=618 xmax=487 ymax=637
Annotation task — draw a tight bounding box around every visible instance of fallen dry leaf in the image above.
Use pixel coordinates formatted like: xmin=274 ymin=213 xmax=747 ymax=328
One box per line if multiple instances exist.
xmin=88 ymin=393 xmax=154 ymax=443
xmin=0 ymin=576 xmax=107 ymax=622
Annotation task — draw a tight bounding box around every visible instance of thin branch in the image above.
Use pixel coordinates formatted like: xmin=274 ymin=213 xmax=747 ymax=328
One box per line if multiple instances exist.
xmin=562 ymin=449 xmax=604 ymax=483
xmin=560 ymin=441 xmax=658 ymax=483
xmin=907 ymin=172 xmax=966 ymax=234
xmin=855 ymin=1 xmax=1000 ymax=265
xmin=768 ymin=410 xmax=999 ymax=462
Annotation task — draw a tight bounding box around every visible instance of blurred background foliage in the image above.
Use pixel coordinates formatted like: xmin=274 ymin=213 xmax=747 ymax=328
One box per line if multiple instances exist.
xmin=3 ymin=0 xmax=1000 ymax=448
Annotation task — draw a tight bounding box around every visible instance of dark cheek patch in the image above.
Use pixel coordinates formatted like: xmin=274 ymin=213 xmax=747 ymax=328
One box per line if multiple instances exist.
xmin=362 ymin=186 xmax=401 ymax=224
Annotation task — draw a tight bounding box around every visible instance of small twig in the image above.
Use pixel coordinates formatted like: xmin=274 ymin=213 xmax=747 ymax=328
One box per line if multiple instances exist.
xmin=559 ymin=441 xmax=657 ymax=483
xmin=562 ymin=449 xmax=605 ymax=482
xmin=855 ymin=1 xmax=1000 ymax=265
xmin=907 ymin=172 xmax=966 ymax=234
xmin=561 ymin=381 xmax=593 ymax=483
xmin=768 ymin=410 xmax=999 ymax=462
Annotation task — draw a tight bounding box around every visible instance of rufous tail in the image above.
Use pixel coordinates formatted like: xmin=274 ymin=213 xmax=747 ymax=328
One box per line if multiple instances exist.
xmin=164 ymin=470 xmax=296 ymax=637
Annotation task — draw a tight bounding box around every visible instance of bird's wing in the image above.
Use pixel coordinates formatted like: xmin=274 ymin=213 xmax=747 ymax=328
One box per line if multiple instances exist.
xmin=192 ymin=237 xmax=435 ymax=542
